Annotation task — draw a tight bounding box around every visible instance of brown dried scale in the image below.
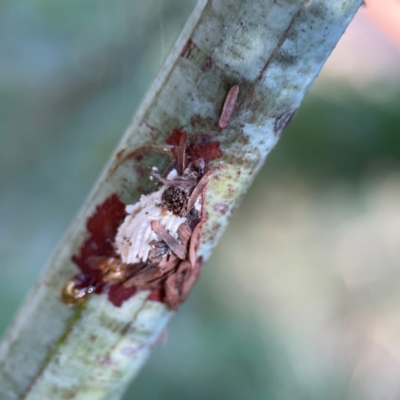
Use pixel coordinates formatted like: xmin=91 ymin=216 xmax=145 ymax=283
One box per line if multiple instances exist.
xmin=150 ymin=220 xmax=187 ymax=260
xmin=218 ymin=85 xmax=239 ymax=129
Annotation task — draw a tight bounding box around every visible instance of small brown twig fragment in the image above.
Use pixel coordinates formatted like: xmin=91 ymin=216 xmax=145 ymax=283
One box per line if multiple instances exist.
xmin=123 ymin=265 xmax=162 ymax=288
xmin=151 ymin=220 xmax=187 ymax=260
xmin=218 ymin=85 xmax=239 ymax=129
xmin=177 ymin=132 xmax=188 ymax=175
xmin=158 ymin=254 xmax=179 ymax=274
xmin=181 ymin=259 xmax=202 ymax=302
xmin=189 ymin=220 xmax=203 ymax=267
xmin=164 ymin=260 xmax=191 ymax=310
xmin=164 ymin=274 xmax=180 ymax=310
xmin=177 ymin=223 xmax=192 ymax=247
xmin=150 ymin=173 xmax=198 ymax=190
xmin=181 ymin=171 xmax=213 ymax=217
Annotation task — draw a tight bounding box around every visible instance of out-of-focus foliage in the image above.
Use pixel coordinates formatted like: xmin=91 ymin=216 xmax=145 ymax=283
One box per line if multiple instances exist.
xmin=1 ymin=1 xmax=400 ymax=399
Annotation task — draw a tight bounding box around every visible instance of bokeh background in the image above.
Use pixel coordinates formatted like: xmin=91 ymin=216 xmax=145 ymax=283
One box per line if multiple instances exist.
xmin=1 ymin=0 xmax=400 ymax=399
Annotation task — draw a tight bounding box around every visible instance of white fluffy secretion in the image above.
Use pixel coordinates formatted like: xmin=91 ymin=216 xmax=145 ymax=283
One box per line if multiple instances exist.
xmin=115 ymin=169 xmax=200 ymax=265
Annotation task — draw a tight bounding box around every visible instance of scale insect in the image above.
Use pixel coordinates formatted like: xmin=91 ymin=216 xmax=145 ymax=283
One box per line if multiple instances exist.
xmin=61 ymin=83 xmax=239 ymax=309
xmin=62 ymin=130 xmax=215 ymax=310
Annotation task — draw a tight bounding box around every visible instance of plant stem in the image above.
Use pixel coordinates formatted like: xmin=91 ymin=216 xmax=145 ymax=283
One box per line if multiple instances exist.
xmin=0 ymin=0 xmax=363 ymax=399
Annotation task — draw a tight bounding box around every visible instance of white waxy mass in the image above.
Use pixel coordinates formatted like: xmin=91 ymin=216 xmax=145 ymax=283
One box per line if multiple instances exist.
xmin=115 ymin=170 xmax=187 ymax=264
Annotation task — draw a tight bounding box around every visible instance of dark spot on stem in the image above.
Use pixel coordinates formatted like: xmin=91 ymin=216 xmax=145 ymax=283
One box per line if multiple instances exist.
xmin=273 ymin=109 xmax=297 ymax=136
xmin=213 ymin=202 xmax=229 ymax=214
xmin=180 ymin=39 xmax=195 ymax=58
xmin=202 ymin=57 xmax=213 ymax=72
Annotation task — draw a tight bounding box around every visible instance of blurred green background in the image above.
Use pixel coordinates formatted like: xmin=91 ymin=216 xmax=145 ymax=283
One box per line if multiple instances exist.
xmin=1 ymin=1 xmax=400 ymax=399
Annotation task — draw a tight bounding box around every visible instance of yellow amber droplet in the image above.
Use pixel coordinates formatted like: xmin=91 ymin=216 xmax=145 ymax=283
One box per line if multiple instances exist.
xmin=60 ymin=281 xmax=94 ymax=306
xmin=102 ymin=258 xmax=127 ymax=283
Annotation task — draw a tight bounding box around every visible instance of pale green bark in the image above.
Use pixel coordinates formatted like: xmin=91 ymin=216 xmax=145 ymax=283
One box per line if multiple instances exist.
xmin=0 ymin=0 xmax=363 ymax=399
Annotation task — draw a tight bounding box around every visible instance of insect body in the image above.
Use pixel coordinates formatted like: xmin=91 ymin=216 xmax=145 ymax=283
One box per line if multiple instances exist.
xmin=61 ymin=82 xmax=238 ymax=308
xmin=62 ymin=132 xmax=213 ymax=309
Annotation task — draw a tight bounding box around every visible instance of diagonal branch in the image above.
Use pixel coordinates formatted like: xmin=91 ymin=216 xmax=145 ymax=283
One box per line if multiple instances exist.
xmin=0 ymin=1 xmax=363 ymax=399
